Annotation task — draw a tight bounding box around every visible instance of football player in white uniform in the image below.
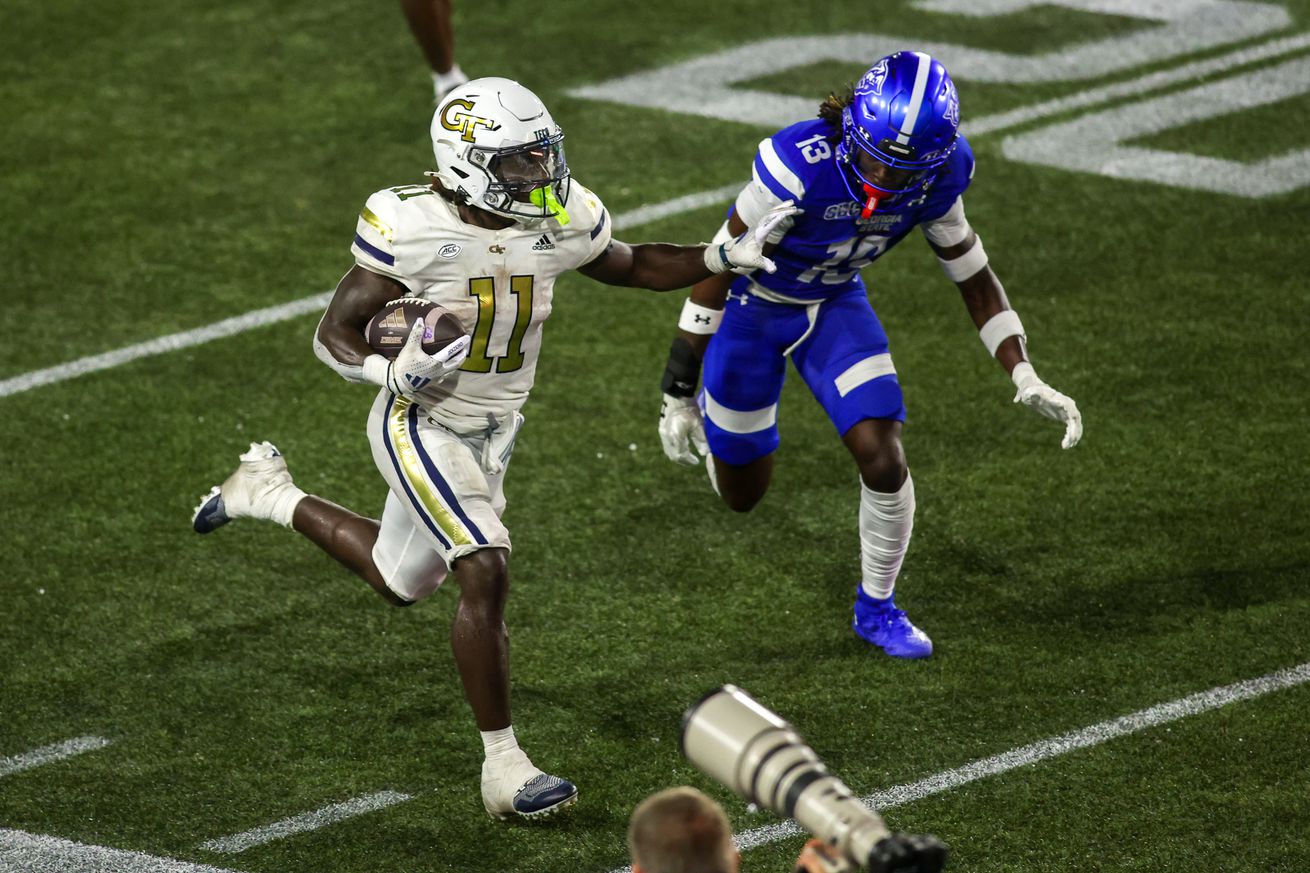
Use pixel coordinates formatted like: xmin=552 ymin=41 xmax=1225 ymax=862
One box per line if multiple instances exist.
xmin=192 ymin=77 xmax=794 ymax=821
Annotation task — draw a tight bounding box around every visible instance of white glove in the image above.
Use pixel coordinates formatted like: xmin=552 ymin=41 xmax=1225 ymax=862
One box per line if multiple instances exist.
xmin=704 ymin=200 xmax=801 ymax=275
xmin=1012 ymin=363 xmax=1082 ymax=449
xmin=659 ymin=394 xmax=709 ymax=466
xmin=386 ymin=320 xmax=471 ymax=405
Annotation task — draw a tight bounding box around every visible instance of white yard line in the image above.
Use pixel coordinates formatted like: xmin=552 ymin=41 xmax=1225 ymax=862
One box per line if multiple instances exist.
xmin=0 ymin=737 xmax=112 ymax=779
xmin=196 ymin=790 xmax=412 ymax=854
xmin=0 ymin=830 xmax=242 ymax=873
xmin=1 ymin=32 xmax=1305 ymax=404
xmin=607 ymin=660 xmax=1310 ymax=872
xmin=0 ymin=293 xmax=334 ymax=400
xmin=966 ymin=31 xmax=1310 ymax=136
xmin=609 ymin=182 xmax=743 ymax=230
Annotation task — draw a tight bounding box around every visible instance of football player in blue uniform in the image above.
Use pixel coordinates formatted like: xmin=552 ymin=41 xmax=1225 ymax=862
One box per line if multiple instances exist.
xmin=657 ymin=52 xmax=1082 ymax=659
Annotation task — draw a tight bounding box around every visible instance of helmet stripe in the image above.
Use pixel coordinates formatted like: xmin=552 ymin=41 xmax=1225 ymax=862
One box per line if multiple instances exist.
xmin=896 ymin=52 xmax=933 ymax=145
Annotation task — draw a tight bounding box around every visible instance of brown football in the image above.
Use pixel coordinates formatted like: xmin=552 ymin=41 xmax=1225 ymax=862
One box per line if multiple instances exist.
xmin=364 ymin=298 xmax=465 ymax=360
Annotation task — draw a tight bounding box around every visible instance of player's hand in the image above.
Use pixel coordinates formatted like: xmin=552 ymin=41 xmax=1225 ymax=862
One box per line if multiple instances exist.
xmin=1012 ymin=365 xmax=1082 ymax=449
xmin=794 ymin=838 xmax=843 ymax=873
xmin=659 ymin=394 xmax=709 ymax=466
xmin=387 ymin=320 xmax=471 ymax=404
xmin=705 ymin=200 xmax=801 ymax=275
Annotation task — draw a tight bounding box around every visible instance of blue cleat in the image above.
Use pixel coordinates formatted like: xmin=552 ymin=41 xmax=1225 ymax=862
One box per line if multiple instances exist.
xmin=191 ymin=441 xmax=301 ymax=534
xmin=852 ymin=588 xmax=933 ymax=659
xmin=191 ymin=486 xmax=230 ymax=534
xmin=508 ymin=774 xmax=578 ymax=819
xmin=482 ymin=754 xmax=578 ymax=820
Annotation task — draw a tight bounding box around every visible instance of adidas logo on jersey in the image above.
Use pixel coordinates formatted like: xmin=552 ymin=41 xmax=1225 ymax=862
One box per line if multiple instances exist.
xmin=532 ymin=234 xmax=556 ymax=251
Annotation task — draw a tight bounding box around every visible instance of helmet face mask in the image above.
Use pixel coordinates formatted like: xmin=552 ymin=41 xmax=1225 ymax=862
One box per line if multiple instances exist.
xmin=431 ymin=78 xmax=572 ymax=224
xmin=470 ymin=132 xmax=571 ymax=220
xmin=835 ymin=52 xmax=960 ymax=212
xmin=848 ymin=143 xmax=930 ymax=198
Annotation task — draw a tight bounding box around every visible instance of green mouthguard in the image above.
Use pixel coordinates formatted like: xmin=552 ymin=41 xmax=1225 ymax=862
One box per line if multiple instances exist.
xmin=530 ymin=186 xmax=570 ymax=225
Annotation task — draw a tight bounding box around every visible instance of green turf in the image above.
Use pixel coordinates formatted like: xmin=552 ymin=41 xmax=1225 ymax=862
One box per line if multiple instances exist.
xmin=2 ymin=1 xmax=1309 ymax=872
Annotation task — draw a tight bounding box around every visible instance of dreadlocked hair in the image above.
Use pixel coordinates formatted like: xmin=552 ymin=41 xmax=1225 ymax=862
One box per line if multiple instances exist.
xmin=424 ymin=171 xmax=466 ymax=205
xmin=817 ymin=85 xmax=855 ymax=137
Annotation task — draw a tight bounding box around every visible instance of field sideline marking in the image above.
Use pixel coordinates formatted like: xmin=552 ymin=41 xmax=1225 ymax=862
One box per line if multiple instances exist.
xmin=606 ymin=660 xmax=1310 ymax=873
xmin=1 ymin=32 xmax=1305 ymax=404
xmin=0 ymin=736 xmax=112 ymax=779
xmin=0 ymin=831 xmax=242 ymax=873
xmin=196 ymin=790 xmax=412 ymax=854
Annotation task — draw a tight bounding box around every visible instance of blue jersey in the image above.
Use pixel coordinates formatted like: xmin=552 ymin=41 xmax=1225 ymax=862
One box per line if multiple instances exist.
xmin=737 ymin=118 xmax=974 ymax=301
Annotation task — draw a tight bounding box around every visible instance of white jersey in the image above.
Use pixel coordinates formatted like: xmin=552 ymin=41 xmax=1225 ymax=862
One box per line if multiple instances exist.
xmin=350 ymin=181 xmax=612 ymax=432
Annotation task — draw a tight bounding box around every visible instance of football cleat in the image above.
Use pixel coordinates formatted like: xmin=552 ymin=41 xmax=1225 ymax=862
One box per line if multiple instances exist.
xmin=852 ymin=588 xmax=933 ymax=659
xmin=192 ymin=441 xmax=303 ymax=533
xmin=481 ymin=753 xmax=578 ymax=821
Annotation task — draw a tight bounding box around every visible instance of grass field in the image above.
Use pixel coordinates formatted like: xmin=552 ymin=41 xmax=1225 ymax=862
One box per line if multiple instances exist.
xmin=2 ymin=1 xmax=1309 ymax=871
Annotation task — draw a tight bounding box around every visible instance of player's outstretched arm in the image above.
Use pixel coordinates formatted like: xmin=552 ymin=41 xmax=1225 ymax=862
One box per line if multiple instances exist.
xmin=577 ymin=201 xmax=798 ymax=290
xmin=923 ymin=202 xmax=1082 ymax=449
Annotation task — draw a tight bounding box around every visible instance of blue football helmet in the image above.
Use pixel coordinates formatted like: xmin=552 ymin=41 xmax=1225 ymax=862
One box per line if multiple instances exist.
xmin=837 ymin=51 xmax=960 ymax=214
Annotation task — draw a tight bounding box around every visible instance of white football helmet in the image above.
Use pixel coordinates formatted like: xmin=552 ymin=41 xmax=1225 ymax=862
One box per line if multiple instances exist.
xmin=430 ymin=77 xmax=571 ymax=224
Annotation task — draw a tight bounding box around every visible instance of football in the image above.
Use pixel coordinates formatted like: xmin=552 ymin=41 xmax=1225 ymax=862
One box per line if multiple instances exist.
xmin=364 ymin=297 xmax=466 ymax=359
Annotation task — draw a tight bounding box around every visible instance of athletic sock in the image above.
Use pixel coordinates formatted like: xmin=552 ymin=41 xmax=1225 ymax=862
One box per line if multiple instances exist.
xmin=480 ymin=725 xmax=522 ymax=765
xmin=858 ymin=471 xmax=915 ymax=600
xmin=269 ymin=486 xmax=307 ymax=529
xmin=432 ymin=64 xmax=467 ymax=99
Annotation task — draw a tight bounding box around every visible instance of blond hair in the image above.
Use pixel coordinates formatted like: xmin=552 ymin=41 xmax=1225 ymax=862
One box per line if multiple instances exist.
xmin=817 ymin=85 xmax=855 ymax=130
xmin=628 ymin=787 xmax=736 ymax=873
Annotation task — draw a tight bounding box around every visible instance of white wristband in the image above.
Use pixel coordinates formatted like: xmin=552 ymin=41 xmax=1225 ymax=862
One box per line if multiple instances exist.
xmin=1010 ymin=361 xmax=1040 ymax=391
xmin=678 ymin=300 xmax=724 ymax=335
xmin=362 ymin=354 xmax=391 ymax=387
xmin=703 ymin=241 xmax=731 ymax=274
xmin=937 ymin=236 xmax=988 ymax=282
xmin=979 ymin=310 xmax=1025 ymax=357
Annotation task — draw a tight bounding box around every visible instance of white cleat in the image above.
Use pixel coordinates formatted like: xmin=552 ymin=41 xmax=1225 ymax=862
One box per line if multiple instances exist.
xmin=192 ymin=441 xmax=303 ymax=533
xmin=481 ymin=751 xmax=578 ymax=821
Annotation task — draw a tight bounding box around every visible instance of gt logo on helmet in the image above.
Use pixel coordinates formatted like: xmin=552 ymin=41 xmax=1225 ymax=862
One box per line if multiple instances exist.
xmin=440 ymin=99 xmax=499 ymax=143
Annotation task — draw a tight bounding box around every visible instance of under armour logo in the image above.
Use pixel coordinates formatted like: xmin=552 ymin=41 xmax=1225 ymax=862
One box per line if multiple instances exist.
xmin=693 ymin=314 xmax=711 ymax=324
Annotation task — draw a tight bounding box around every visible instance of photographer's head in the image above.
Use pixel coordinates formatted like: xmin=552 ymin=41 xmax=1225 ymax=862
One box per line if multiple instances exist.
xmin=627 ymin=787 xmax=740 ymax=873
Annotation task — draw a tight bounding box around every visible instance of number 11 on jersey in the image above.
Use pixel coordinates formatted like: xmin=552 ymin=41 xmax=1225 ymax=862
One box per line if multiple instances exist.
xmin=460 ymin=275 xmax=535 ymax=374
